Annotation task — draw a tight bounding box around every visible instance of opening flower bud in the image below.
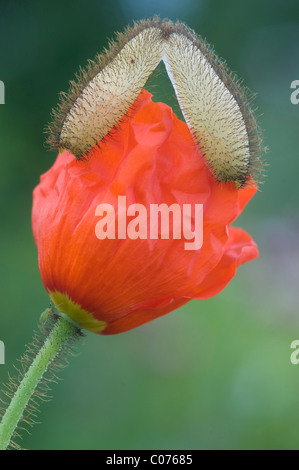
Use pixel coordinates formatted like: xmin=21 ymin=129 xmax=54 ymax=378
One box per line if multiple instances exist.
xmin=33 ymin=91 xmax=259 ymax=334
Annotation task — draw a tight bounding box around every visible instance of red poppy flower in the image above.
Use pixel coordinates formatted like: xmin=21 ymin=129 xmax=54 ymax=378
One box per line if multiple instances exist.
xmin=32 ymin=90 xmax=258 ymax=335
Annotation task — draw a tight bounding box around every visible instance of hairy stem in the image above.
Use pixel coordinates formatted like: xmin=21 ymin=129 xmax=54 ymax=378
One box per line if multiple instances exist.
xmin=0 ymin=315 xmax=80 ymax=450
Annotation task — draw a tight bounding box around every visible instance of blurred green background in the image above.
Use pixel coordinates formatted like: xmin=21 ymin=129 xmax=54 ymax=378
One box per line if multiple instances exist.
xmin=1 ymin=0 xmax=299 ymax=450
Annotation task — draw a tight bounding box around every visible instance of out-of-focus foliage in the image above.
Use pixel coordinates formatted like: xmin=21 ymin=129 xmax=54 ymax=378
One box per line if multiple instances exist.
xmin=0 ymin=0 xmax=299 ymax=450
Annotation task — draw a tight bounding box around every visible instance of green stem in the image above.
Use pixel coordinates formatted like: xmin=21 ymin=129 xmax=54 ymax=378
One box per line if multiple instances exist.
xmin=0 ymin=316 xmax=80 ymax=450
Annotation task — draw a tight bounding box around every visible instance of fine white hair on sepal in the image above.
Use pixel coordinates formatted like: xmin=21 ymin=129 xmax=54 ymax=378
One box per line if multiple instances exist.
xmin=59 ymin=27 xmax=164 ymax=158
xmin=46 ymin=17 xmax=264 ymax=186
xmin=164 ymin=34 xmax=251 ymax=186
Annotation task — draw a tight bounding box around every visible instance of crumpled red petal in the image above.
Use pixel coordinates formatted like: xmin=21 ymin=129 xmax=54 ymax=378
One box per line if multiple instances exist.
xmin=32 ymin=90 xmax=258 ymax=334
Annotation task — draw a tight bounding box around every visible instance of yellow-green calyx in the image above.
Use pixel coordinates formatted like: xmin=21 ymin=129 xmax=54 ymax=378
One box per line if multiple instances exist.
xmin=50 ymin=291 xmax=107 ymax=334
